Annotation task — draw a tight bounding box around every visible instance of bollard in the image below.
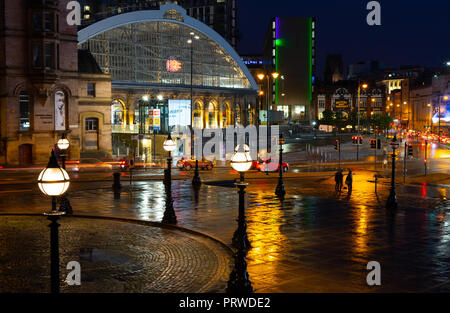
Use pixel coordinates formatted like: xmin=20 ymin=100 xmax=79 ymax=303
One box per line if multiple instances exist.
xmin=113 ymin=172 xmax=121 ymax=190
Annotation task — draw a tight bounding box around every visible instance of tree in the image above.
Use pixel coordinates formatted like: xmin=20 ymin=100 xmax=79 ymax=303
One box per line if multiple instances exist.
xmin=320 ymin=109 xmax=335 ymax=126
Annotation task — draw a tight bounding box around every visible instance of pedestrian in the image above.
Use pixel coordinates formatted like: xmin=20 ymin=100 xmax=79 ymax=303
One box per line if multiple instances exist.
xmin=335 ymin=169 xmax=343 ymax=192
xmin=345 ymin=169 xmax=353 ymax=193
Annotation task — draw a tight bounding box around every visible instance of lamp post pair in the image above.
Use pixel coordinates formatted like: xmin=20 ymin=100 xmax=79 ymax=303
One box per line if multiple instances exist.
xmin=257 ymin=72 xmax=280 ymax=154
xmin=38 ymin=150 xmax=71 ymax=293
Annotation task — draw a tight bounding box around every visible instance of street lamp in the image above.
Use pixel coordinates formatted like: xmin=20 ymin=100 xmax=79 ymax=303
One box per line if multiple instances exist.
xmin=386 ymin=135 xmax=399 ymax=210
xmin=356 ymin=82 xmax=368 ymax=161
xmin=38 ymin=150 xmax=70 ymax=293
xmin=227 ymin=144 xmax=253 ymax=293
xmin=275 ymin=134 xmax=286 ymax=198
xmin=56 ymin=133 xmax=72 ymax=214
xmin=162 ymin=134 xmax=177 ymax=224
xmin=188 ymin=32 xmax=202 ymax=188
xmin=257 ymin=72 xmax=280 ymax=154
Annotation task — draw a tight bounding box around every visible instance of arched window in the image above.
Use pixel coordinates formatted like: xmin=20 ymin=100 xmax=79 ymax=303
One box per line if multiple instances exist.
xmin=207 ymin=101 xmax=217 ymax=128
xmin=222 ymin=102 xmax=231 ymax=127
xmin=193 ymin=101 xmax=203 ymax=129
xmin=111 ymin=99 xmax=125 ymax=125
xmin=19 ymin=91 xmax=30 ymax=131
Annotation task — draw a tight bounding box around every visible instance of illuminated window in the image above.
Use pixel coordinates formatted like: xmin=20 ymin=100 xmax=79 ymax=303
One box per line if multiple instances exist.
xmin=19 ymin=91 xmax=30 ymax=131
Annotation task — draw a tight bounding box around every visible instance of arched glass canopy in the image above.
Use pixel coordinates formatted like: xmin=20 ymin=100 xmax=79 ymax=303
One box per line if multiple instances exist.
xmin=78 ymin=4 xmax=257 ymax=91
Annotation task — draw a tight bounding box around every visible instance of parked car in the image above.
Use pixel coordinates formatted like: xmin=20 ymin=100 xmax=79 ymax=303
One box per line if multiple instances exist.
xmin=176 ymin=158 xmax=214 ymax=171
xmin=253 ymin=158 xmax=289 ymax=172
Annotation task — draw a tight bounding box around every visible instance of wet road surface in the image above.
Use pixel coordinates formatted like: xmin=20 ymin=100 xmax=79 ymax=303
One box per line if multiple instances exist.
xmin=1 ymin=169 xmax=450 ymax=292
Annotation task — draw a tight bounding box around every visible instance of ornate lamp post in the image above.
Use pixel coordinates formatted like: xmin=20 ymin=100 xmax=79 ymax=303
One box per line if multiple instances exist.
xmin=162 ymin=134 xmax=177 ymax=224
xmin=57 ymin=133 xmax=72 ymax=213
xmin=275 ymin=133 xmax=286 ymax=198
xmin=227 ymin=144 xmax=253 ymax=294
xmin=38 ymin=150 xmax=70 ymax=293
xmin=386 ymin=135 xmax=399 ymax=210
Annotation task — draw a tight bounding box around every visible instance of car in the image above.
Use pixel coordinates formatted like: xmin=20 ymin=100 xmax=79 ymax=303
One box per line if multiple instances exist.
xmin=176 ymin=158 xmax=214 ymax=171
xmin=102 ymin=157 xmax=129 ymax=170
xmin=66 ymin=158 xmax=112 ymax=172
xmin=254 ymin=158 xmax=289 ymax=172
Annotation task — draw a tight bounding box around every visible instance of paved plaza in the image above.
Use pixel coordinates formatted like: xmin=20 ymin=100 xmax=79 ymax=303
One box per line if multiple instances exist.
xmin=0 ymin=215 xmax=231 ymax=293
xmin=1 ymin=168 xmax=449 ymax=292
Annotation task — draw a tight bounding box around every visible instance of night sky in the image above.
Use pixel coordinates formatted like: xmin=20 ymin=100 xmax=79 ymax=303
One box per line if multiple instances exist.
xmin=238 ymin=0 xmax=450 ymax=79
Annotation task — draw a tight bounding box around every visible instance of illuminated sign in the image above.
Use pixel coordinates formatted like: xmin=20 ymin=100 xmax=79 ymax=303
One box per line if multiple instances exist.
xmin=335 ymin=100 xmax=349 ymax=109
xmin=166 ymin=58 xmax=182 ymax=72
xmin=169 ymin=99 xmax=191 ymax=127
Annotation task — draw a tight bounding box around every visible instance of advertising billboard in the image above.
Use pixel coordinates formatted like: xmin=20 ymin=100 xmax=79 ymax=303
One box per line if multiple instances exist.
xmin=169 ymin=99 xmax=191 ymax=127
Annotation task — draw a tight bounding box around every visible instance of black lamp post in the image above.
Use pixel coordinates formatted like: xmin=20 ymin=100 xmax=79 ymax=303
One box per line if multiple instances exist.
xmin=227 ymin=144 xmax=253 ymax=294
xmin=38 ymin=150 xmax=70 ymax=293
xmin=188 ymin=33 xmax=202 ymax=188
xmin=162 ymin=134 xmax=177 ymax=224
xmin=275 ymin=134 xmax=286 ymax=198
xmin=386 ymin=135 xmax=399 ymax=210
xmin=57 ymin=133 xmax=72 ymax=214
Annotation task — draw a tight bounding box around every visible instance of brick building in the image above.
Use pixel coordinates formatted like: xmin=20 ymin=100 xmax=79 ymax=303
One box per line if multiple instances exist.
xmin=313 ymin=80 xmax=386 ymax=122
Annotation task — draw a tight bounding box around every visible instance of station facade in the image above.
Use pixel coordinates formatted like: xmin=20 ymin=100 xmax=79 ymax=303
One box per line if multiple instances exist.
xmin=78 ymin=4 xmax=258 ymax=160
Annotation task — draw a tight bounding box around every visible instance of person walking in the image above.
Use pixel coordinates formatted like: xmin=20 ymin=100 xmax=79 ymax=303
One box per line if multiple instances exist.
xmin=345 ymin=169 xmax=353 ymax=193
xmin=335 ymin=169 xmax=343 ymax=192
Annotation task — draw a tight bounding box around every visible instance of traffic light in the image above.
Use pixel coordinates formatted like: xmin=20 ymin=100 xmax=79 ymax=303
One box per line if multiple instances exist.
xmin=370 ymin=139 xmax=376 ymax=149
xmin=352 ymin=136 xmax=357 ymax=145
xmin=359 ymin=136 xmax=363 ymax=145
xmin=377 ymin=139 xmax=381 ymax=150
xmin=334 ymin=139 xmax=340 ymax=151
xmin=408 ymin=144 xmax=413 ymax=156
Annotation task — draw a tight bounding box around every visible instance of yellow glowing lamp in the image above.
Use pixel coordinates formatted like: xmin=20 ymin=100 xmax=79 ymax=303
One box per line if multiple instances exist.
xmin=230 ymin=144 xmax=252 ymax=172
xmin=362 ymin=84 xmax=368 ymax=89
xmin=38 ymin=150 xmax=70 ymax=196
xmin=257 ymin=74 xmax=265 ymax=81
xmin=57 ymin=134 xmax=70 ymax=151
xmin=271 ymin=72 xmax=280 ymax=79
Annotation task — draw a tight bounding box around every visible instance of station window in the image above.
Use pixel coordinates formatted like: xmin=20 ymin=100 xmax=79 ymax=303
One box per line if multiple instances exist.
xmin=85 ymin=118 xmax=98 ymax=131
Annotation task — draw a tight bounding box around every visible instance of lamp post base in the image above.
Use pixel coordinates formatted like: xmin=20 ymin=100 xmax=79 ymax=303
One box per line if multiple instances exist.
xmin=386 ymin=188 xmax=398 ymax=210
xmin=192 ymin=160 xmax=202 ymax=187
xmin=226 ymin=249 xmax=253 ymax=294
xmin=44 ymin=210 xmax=65 ymax=294
xmin=275 ymin=181 xmax=286 ymax=198
xmin=162 ymin=197 xmax=177 ymax=224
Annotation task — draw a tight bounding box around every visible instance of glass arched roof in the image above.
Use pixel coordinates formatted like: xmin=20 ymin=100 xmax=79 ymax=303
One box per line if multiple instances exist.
xmin=78 ymin=4 xmax=258 ymax=91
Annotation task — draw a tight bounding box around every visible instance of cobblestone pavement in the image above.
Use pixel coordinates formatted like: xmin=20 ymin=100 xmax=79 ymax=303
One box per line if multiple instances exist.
xmin=1 ymin=170 xmax=450 ymax=292
xmin=0 ymin=216 xmax=231 ymax=293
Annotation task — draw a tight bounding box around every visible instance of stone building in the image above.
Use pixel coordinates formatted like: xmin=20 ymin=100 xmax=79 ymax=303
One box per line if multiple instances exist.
xmin=0 ymin=0 xmax=112 ymax=165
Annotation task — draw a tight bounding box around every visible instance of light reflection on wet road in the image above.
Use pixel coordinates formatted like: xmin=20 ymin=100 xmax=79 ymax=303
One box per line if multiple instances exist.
xmin=1 ymin=171 xmax=450 ymax=292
